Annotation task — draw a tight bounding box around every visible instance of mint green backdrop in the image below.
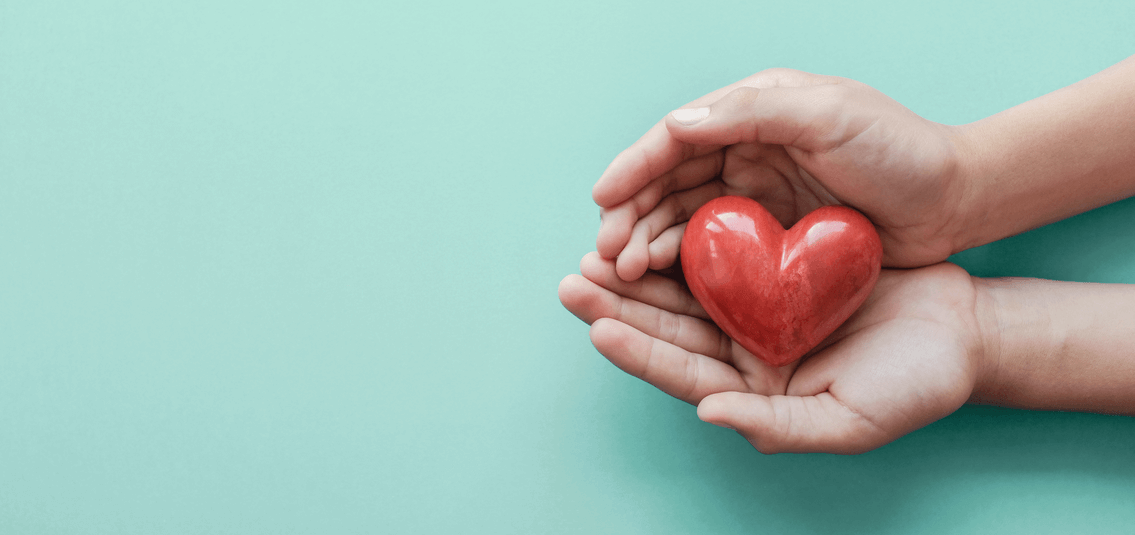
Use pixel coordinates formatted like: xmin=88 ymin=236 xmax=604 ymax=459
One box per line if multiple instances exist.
xmin=3 ymin=1 xmax=1135 ymax=533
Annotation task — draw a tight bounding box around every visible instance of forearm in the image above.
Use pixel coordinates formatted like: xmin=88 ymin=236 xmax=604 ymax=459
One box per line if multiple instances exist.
xmin=971 ymin=277 xmax=1135 ymax=414
xmin=954 ymin=54 xmax=1135 ymax=251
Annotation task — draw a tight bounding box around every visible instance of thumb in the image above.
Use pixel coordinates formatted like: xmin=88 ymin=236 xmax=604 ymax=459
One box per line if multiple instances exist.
xmin=666 ymin=84 xmax=853 ymax=151
xmin=697 ymin=391 xmax=888 ymax=454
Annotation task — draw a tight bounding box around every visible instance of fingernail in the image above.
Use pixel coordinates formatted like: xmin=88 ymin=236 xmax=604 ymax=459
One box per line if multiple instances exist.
xmin=671 ymin=107 xmax=710 ymax=125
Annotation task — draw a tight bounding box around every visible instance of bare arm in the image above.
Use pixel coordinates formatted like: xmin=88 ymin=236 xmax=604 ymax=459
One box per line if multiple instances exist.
xmin=957 ymin=55 xmax=1135 ymax=251
xmin=973 ymin=278 xmax=1135 ymax=414
xmin=590 ymin=56 xmax=1135 ymax=279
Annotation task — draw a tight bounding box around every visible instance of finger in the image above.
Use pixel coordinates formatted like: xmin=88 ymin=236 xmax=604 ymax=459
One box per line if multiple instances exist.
xmin=596 ymin=204 xmax=637 ymax=259
xmin=560 ymin=272 xmax=730 ymax=361
xmin=579 ymin=252 xmax=709 ymax=320
xmin=697 ymin=391 xmax=890 ymax=454
xmin=665 ymin=83 xmax=855 ymax=152
xmin=559 ymin=274 xmax=597 ymax=324
xmin=592 ymin=122 xmax=720 ymax=208
xmin=616 ymin=180 xmax=726 ymax=282
xmin=591 ymin=318 xmax=747 ymax=404
xmin=648 ymin=224 xmax=685 ymax=271
xmin=579 ymin=252 xmax=802 ymax=398
xmin=782 ymin=311 xmax=974 ymax=440
xmin=592 ymin=69 xmax=837 ymax=208
xmin=596 ymin=151 xmax=724 ymax=259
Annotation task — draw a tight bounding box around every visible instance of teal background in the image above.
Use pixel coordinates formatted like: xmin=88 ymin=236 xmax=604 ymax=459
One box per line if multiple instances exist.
xmin=3 ymin=1 xmax=1135 ymax=533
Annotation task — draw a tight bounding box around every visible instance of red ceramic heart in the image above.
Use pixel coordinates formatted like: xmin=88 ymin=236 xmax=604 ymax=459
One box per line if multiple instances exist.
xmin=681 ymin=196 xmax=882 ymax=367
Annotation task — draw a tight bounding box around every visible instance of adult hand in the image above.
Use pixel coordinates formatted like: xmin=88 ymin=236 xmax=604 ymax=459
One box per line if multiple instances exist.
xmin=558 ymin=253 xmax=989 ymax=454
xmin=593 ymin=69 xmax=972 ymax=281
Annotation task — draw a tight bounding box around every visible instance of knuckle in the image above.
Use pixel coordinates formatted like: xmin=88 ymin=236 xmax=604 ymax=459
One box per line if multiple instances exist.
xmin=632 ymin=188 xmax=656 ymax=217
xmin=716 ymin=334 xmax=731 ymax=360
xmin=749 ymin=67 xmax=801 ymax=86
xmin=681 ymin=358 xmax=700 ymax=401
xmin=658 ymin=172 xmax=677 ymax=199
xmin=659 ymin=193 xmax=683 ymax=220
xmin=813 ymin=83 xmax=853 ymax=110
xmin=726 ymin=86 xmax=762 ymax=107
xmin=659 ymin=311 xmax=680 ymax=341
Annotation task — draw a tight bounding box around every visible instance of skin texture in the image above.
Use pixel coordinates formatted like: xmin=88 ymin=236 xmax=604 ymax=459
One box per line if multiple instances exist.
xmin=593 ymin=56 xmax=1135 ymax=282
xmin=565 ymin=55 xmax=1135 ymax=454
xmin=592 ymin=68 xmax=972 ymax=282
xmin=957 ymin=55 xmax=1135 ymax=250
xmin=972 ymin=279 xmax=1135 ymax=415
xmin=559 ymin=253 xmax=985 ymax=454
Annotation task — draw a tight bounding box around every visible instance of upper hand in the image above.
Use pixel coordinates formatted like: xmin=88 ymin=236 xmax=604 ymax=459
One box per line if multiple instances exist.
xmin=593 ymin=69 xmax=972 ymax=281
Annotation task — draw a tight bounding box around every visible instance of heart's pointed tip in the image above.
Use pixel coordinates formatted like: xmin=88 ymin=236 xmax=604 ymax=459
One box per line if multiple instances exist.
xmin=749 ymin=348 xmax=804 ymax=369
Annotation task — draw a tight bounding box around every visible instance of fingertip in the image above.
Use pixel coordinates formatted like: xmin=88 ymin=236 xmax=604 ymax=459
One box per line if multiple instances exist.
xmin=557 ymin=274 xmax=592 ymax=320
xmin=615 ymin=250 xmax=648 ymax=282
xmin=668 ymin=107 xmax=711 ymax=127
xmin=648 ymin=224 xmax=686 ymax=271
xmin=698 ymin=392 xmax=783 ymax=453
xmin=596 ymin=231 xmax=624 ymax=260
xmin=591 ymin=180 xmax=612 ymax=207
xmin=664 ymin=116 xmax=694 ymax=139
xmin=557 ymin=273 xmax=575 ymax=299
xmin=594 ymin=121 xmax=683 ymax=207
xmin=699 ymin=393 xmax=756 ymax=433
xmin=596 ymin=205 xmax=636 ymax=259
xmin=696 ymin=393 xmax=728 ymax=424
xmin=647 ymin=253 xmax=672 ymax=272
xmin=580 ymin=250 xmax=603 ymax=268
xmin=592 ymin=156 xmax=629 ymax=208
xmin=665 ymin=103 xmax=724 ymax=143
xmin=698 ymin=391 xmax=740 ymax=416
xmin=579 ymin=251 xmax=612 ymax=281
xmin=595 ymin=243 xmax=618 ymax=261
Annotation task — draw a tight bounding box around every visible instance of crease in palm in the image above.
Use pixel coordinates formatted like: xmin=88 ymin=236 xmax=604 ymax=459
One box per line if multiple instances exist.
xmin=561 ymin=251 xmax=980 ymax=453
xmin=577 ymin=70 xmax=983 ymax=452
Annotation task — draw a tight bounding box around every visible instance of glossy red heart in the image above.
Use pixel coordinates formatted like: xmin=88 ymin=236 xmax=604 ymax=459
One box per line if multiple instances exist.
xmin=680 ymin=196 xmax=882 ymax=367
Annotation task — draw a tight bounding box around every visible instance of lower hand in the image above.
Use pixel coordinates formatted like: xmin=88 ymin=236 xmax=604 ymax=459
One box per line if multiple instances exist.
xmin=559 ymin=252 xmax=989 ymax=454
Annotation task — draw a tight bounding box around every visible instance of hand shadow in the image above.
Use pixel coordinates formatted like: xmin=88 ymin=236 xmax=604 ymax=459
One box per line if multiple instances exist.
xmin=601 ymin=387 xmax=1135 ymax=534
xmin=594 ymin=196 xmax=1135 ymax=533
xmin=951 ymin=196 xmax=1135 ymax=284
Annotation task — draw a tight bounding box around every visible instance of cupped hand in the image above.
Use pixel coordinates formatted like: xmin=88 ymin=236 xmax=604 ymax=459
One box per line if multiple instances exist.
xmin=594 ymin=69 xmax=973 ymax=281
xmin=558 ymin=252 xmax=989 ymax=454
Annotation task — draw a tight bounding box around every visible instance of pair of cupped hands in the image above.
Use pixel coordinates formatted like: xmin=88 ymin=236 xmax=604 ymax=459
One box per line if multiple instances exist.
xmin=559 ymin=69 xmax=993 ymax=454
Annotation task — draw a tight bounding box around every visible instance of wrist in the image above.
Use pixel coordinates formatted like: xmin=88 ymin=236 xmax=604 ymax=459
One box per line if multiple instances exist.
xmin=966 ymin=277 xmax=1061 ymax=407
xmin=967 ymin=276 xmax=1005 ymax=404
xmin=945 ymin=122 xmax=996 ymax=255
xmin=943 ymin=56 xmax=1135 ymax=257
xmin=968 ymin=277 xmax=1135 ymax=413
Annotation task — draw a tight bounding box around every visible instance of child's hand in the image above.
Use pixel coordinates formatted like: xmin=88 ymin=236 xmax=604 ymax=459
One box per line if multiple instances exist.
xmin=593 ymin=69 xmax=970 ymax=281
xmin=558 ymin=252 xmax=988 ymax=454
xmin=596 ymin=56 xmax=1135 ymax=282
xmin=573 ymin=57 xmax=1135 ymax=451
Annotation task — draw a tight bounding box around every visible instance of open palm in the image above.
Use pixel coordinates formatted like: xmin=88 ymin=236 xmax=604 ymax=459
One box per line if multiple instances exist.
xmin=593 ymin=69 xmax=971 ymax=281
xmin=559 ymin=252 xmax=987 ymax=454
